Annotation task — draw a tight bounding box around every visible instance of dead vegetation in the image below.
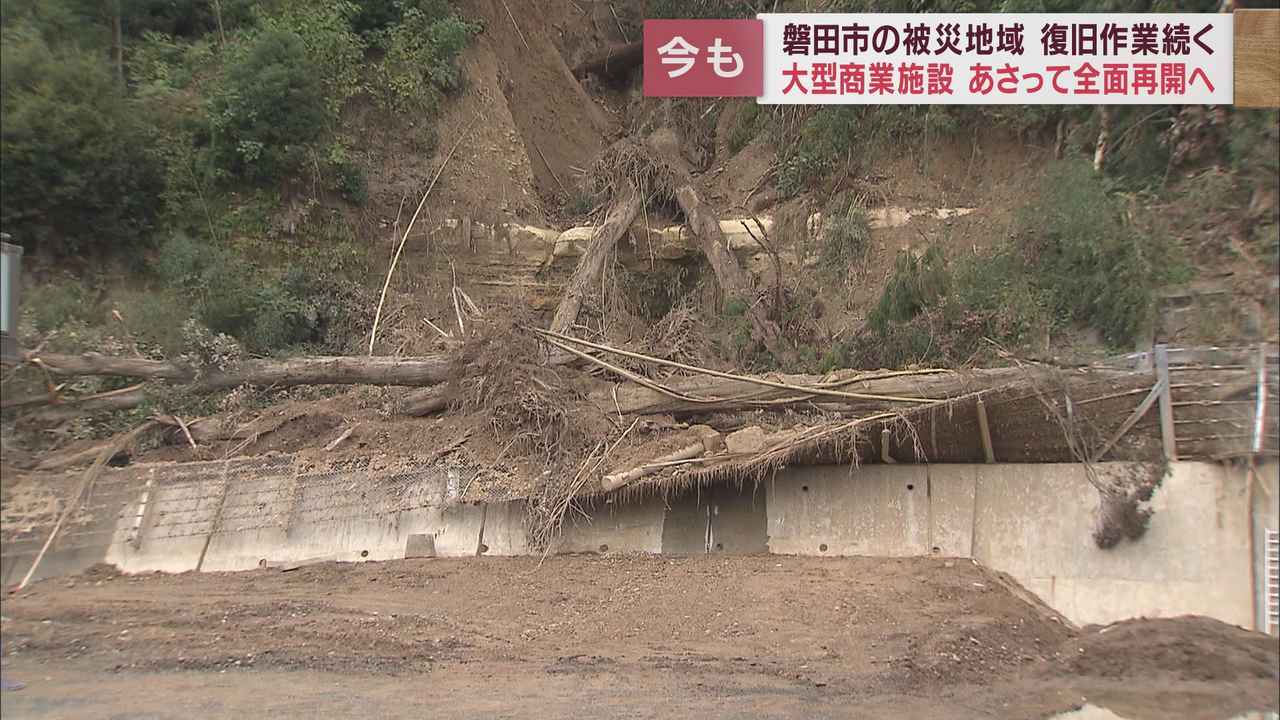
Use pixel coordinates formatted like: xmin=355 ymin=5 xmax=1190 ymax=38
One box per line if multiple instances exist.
xmin=588 ymin=138 xmax=679 ymax=209
xmin=454 ymin=320 xmax=595 ymax=465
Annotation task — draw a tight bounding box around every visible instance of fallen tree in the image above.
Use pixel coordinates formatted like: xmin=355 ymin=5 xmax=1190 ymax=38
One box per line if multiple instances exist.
xmin=592 ymin=367 xmax=1033 ymax=416
xmin=25 ymin=352 xmax=194 ymax=381
xmin=571 ymin=40 xmax=643 ymax=81
xmin=548 ymin=180 xmax=641 ymax=336
xmin=22 ymin=352 xmax=456 ymax=391
xmin=673 ymin=182 xmax=790 ymax=362
xmin=636 ymin=131 xmax=789 ymax=363
xmin=398 ymin=385 xmax=450 ymax=416
xmin=24 ymin=385 xmax=148 ymax=426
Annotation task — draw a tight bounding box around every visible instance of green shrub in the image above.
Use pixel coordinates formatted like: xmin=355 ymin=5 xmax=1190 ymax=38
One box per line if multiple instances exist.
xmin=22 ymin=279 xmax=98 ymax=333
xmin=350 ymin=0 xmax=404 ymax=36
xmin=121 ymin=0 xmax=257 ymax=39
xmin=1016 ymin=160 xmax=1184 ymax=346
xmin=776 ymin=152 xmax=830 ymax=198
xmin=727 ymin=102 xmax=764 ymax=155
xmin=155 ymin=234 xmax=368 ymax=354
xmin=723 ymin=296 xmax=749 ymax=317
xmin=0 ymin=28 xmax=165 ymax=258
xmin=868 ymin=247 xmax=948 ymax=333
xmin=855 ymin=161 xmax=1180 ymax=369
xmin=327 ymin=143 xmax=368 ymax=204
xmin=111 ymin=287 xmax=194 ymax=358
xmin=375 ymin=7 xmax=478 ymax=112
xmin=258 ymin=1 xmax=366 ymax=116
xmin=209 ymin=28 xmax=328 ymax=181
xmin=945 ymin=249 xmax=1052 ymax=347
xmin=818 ymin=202 xmax=872 ymax=282
xmin=856 ymin=242 xmax=1052 ymax=368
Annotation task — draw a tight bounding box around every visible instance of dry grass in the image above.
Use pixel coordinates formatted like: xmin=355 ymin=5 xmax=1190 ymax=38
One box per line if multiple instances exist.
xmin=589 ymin=138 xmax=680 ymax=207
xmin=451 ymin=315 xmax=595 ymax=465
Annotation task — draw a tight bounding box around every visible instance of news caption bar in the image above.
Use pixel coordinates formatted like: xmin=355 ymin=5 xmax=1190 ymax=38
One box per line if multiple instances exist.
xmin=644 ymin=14 xmax=1247 ymax=105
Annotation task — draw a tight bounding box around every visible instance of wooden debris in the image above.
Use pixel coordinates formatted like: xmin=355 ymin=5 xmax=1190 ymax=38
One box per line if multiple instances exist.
xmin=976 ymin=398 xmax=995 ymax=464
xmin=601 ymin=427 xmax=724 ymax=492
xmin=16 ymin=420 xmax=158 ymax=591
xmin=571 ymin=40 xmax=642 ymax=80
xmin=548 ymin=181 xmax=642 ymax=339
xmin=324 ymin=425 xmax=358 ymax=452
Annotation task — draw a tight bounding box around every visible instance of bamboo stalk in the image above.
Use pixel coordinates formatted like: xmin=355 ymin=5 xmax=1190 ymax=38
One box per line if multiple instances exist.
xmin=534 ymin=327 xmax=940 ymax=404
xmin=16 ymin=420 xmax=157 ymax=591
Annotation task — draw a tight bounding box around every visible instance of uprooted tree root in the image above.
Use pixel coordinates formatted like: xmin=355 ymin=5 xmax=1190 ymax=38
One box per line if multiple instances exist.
xmin=1027 ymin=370 xmax=1170 ymax=551
xmin=589 ymin=138 xmax=679 ymax=208
xmin=446 ymin=319 xmax=610 ymax=552
xmin=1092 ymin=462 xmax=1166 ymax=549
xmin=451 ymin=318 xmax=596 ymax=465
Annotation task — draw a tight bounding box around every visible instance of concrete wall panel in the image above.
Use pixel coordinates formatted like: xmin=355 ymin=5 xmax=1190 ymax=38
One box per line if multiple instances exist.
xmin=478 ymin=501 xmax=531 ymax=556
xmin=927 ymin=465 xmax=977 ymax=557
xmin=970 ymin=462 xmax=1254 ymax=628
xmin=106 ymin=479 xmax=216 ymax=574
xmin=660 ymin=485 xmax=769 ymax=554
xmin=556 ymin=497 xmax=665 ymax=554
xmin=7 ymin=456 xmax=1263 ymax=633
xmin=767 ymin=465 xmax=929 ymax=556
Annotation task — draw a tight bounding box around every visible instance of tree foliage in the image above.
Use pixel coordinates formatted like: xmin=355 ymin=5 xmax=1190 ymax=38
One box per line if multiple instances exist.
xmin=208 ymin=28 xmax=328 ymax=180
xmin=1 ymin=0 xmax=474 ymax=262
xmin=0 ymin=27 xmax=164 ymax=257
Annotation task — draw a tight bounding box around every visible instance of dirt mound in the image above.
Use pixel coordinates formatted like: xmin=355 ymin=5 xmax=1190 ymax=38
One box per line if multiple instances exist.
xmin=77 ymin=563 xmax=123 ymax=582
xmin=1057 ymin=616 xmax=1280 ymax=682
xmin=891 ymin=563 xmax=1075 ymax=685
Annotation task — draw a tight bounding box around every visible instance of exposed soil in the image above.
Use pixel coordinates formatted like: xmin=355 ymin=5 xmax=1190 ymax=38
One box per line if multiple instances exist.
xmin=1061 ymin=616 xmax=1280 ymax=683
xmin=1 ymin=556 xmax=1276 ymax=719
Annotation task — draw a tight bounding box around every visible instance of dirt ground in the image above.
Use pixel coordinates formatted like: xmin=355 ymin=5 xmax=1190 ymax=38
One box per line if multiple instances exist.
xmin=1 ymin=556 xmax=1276 ymax=719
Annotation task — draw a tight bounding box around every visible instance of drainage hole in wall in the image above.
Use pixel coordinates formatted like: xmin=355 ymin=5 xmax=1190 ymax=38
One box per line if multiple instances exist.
xmin=598 ymin=544 xmax=609 ymax=553
xmin=801 ymin=485 xmax=810 ymax=492
xmin=819 ymin=543 xmax=828 ymax=552
xmin=715 ymin=543 xmax=724 ymax=551
xmin=931 ymin=546 xmax=941 ymax=554
xmin=906 ymin=484 xmax=915 ymax=491
xmin=360 ymin=550 xmax=369 ymax=558
xmin=478 ymin=543 xmax=490 ymax=554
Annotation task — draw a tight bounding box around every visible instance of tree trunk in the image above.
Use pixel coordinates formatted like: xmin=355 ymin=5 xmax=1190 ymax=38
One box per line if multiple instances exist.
xmin=1094 ymin=107 xmax=1113 ymax=173
xmin=673 ymin=184 xmax=791 ymax=363
xmin=592 ymin=367 xmax=1056 ymax=416
xmin=24 ymin=386 xmax=147 ymax=425
xmin=110 ymin=0 xmax=124 ymax=85
xmin=600 ymin=427 xmax=724 ymax=492
xmin=398 ymin=386 xmax=450 ymax=416
xmin=26 ymin=352 xmax=456 ymax=390
xmin=572 ymin=41 xmax=643 ymax=81
xmin=211 ymin=0 xmax=227 ymax=46
xmin=193 ymin=356 xmax=456 ymax=392
xmin=28 ymin=352 xmax=195 ymax=381
xmin=549 ymin=181 xmax=641 ymax=336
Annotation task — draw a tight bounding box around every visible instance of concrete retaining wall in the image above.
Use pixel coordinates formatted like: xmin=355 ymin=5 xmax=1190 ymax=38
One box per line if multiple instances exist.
xmin=767 ymin=465 xmax=930 ymax=556
xmin=763 ymin=462 xmax=1268 ymax=629
xmin=969 ymin=463 xmax=1253 ymax=628
xmin=4 ymin=459 xmax=1274 ymax=633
